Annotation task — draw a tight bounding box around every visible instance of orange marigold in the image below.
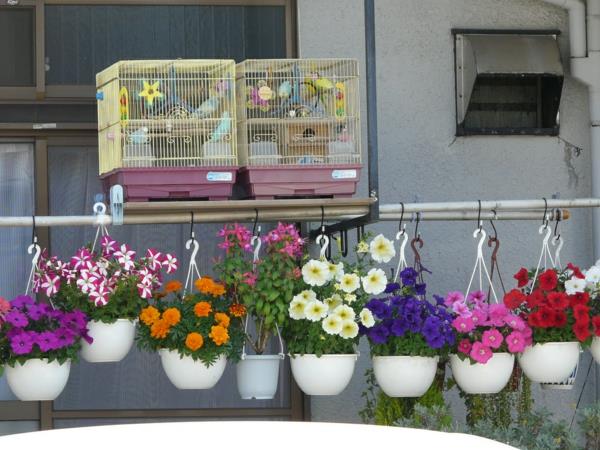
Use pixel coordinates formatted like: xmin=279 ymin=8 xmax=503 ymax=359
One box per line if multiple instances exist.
xmin=209 ymin=325 xmax=229 ymax=346
xmin=195 ymin=277 xmax=215 ymax=295
xmin=210 ymin=283 xmax=226 ymax=297
xmin=229 ymin=304 xmax=246 ymax=318
xmin=140 ymin=306 xmax=160 ymax=326
xmin=194 ymin=301 xmax=212 ymax=317
xmin=162 ymin=307 xmax=181 ymax=326
xmin=185 ymin=332 xmax=204 ymax=351
xmin=229 ymin=304 xmax=247 ymax=318
xmin=214 ymin=312 xmax=230 ymax=328
xmin=150 ymin=318 xmax=170 ymax=339
xmin=164 ymin=280 xmax=183 ymax=293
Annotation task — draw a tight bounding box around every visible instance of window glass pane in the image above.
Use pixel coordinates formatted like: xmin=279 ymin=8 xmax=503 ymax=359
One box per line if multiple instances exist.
xmin=45 ymin=5 xmax=287 ymax=85
xmin=49 ymin=146 xmax=291 ymax=411
xmin=0 ymin=8 xmax=34 ymax=86
xmin=0 ymin=421 xmax=39 ymax=436
xmin=0 ymin=143 xmax=34 ymax=300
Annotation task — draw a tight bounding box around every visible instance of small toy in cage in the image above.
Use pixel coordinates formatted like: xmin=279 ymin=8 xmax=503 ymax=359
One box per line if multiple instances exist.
xmin=247 ymin=79 xmax=272 ymax=112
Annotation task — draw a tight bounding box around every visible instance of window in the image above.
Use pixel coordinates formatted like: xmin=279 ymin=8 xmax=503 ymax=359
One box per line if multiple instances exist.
xmin=0 ymin=8 xmax=35 ymax=87
xmin=454 ymin=31 xmax=563 ymax=136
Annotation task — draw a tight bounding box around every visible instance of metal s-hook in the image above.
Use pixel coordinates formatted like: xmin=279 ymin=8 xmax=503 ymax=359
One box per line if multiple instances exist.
xmin=477 ymin=200 xmax=482 ymax=232
xmin=252 ymin=208 xmax=260 ymax=237
xmin=541 ymin=197 xmax=549 ymax=228
xmin=190 ymin=211 xmax=195 ymax=240
xmin=398 ymin=202 xmax=406 ymax=235
xmin=340 ymin=229 xmax=348 ymax=257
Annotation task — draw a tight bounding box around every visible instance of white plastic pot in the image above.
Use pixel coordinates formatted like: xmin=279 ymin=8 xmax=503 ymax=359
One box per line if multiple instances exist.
xmin=236 ymin=354 xmax=283 ymax=400
xmin=290 ymin=354 xmax=358 ymax=396
xmin=590 ymin=337 xmax=600 ymax=364
xmin=159 ymin=349 xmax=226 ymax=389
xmin=518 ymin=342 xmax=580 ymax=383
xmin=81 ymin=319 xmax=137 ymax=363
xmin=450 ymin=353 xmax=514 ymax=394
xmin=373 ymin=355 xmax=439 ymax=397
xmin=5 ymin=358 xmax=71 ymax=401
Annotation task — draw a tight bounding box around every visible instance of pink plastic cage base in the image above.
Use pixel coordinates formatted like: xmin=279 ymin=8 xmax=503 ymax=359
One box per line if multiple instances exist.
xmin=238 ymin=164 xmax=361 ymax=199
xmin=100 ymin=167 xmax=238 ymax=202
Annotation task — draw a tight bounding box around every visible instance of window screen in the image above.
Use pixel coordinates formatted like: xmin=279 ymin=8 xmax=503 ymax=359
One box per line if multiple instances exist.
xmin=0 ymin=8 xmax=35 ymax=86
xmin=45 ymin=5 xmax=287 ymax=85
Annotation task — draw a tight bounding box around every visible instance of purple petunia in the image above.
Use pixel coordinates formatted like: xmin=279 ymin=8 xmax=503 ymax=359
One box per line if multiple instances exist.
xmin=391 ymin=317 xmax=408 ymax=337
xmin=384 ymin=282 xmax=401 ymax=294
xmin=26 ymin=303 xmax=49 ymax=321
xmin=5 ymin=310 xmax=29 ymax=328
xmin=366 ymin=299 xmax=392 ymax=320
xmin=368 ymin=323 xmax=390 ymax=344
xmin=11 ymin=295 xmax=35 ymax=309
xmin=10 ymin=332 xmax=34 ymax=355
xmin=415 ymin=283 xmax=426 ymax=296
xmin=400 ymin=268 xmax=418 ymax=286
xmin=54 ymin=327 xmax=75 ymax=348
xmin=35 ymin=331 xmax=60 ymax=352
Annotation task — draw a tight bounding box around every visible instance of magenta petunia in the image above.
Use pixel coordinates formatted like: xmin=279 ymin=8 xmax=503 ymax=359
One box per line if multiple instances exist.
xmin=452 ymin=316 xmax=475 ymax=333
xmin=482 ymin=328 xmax=503 ymax=349
xmin=5 ymin=310 xmax=29 ymax=328
xmin=444 ymin=291 xmax=465 ymax=307
xmin=9 ymin=332 xmax=34 ymax=355
xmin=506 ymin=330 xmax=526 ymax=353
xmin=458 ymin=338 xmax=472 ymax=354
xmin=470 ymin=341 xmax=493 ymax=364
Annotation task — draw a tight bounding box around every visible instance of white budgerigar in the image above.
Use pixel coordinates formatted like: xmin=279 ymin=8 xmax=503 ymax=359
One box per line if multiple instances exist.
xmin=209 ymin=112 xmax=231 ymax=142
xmin=128 ymin=127 xmax=149 ymax=145
xmin=191 ymin=96 xmax=220 ymax=119
xmin=278 ymin=80 xmax=292 ymax=98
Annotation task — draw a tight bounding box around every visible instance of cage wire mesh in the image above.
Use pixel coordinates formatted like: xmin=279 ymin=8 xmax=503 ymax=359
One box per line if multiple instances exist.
xmin=97 ymin=60 xmax=237 ymax=175
xmin=236 ymin=59 xmax=361 ymax=167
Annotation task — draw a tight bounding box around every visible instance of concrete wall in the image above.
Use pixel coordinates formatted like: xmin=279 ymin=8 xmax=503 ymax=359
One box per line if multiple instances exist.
xmin=297 ymin=0 xmax=597 ymax=424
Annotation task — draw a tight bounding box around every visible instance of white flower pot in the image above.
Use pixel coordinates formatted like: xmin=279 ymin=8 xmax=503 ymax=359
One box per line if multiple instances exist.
xmin=590 ymin=337 xmax=600 ymax=364
xmin=5 ymin=358 xmax=71 ymax=401
xmin=290 ymin=354 xmax=357 ymax=396
xmin=81 ymin=319 xmax=137 ymax=363
xmin=518 ymin=342 xmax=580 ymax=383
xmin=159 ymin=349 xmax=226 ymax=389
xmin=236 ymin=354 xmax=283 ymax=400
xmin=450 ymin=353 xmax=514 ymax=394
xmin=373 ymin=355 xmax=439 ymax=397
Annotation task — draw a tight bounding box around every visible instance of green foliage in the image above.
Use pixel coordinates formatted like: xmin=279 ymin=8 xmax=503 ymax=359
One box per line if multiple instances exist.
xmin=370 ymin=331 xmax=449 ymax=358
xmin=136 ymin=291 xmax=243 ymax=367
xmin=285 ymin=319 xmax=354 ymax=356
xmin=579 ymin=402 xmax=600 ymax=450
xmin=52 ymin=278 xmax=143 ymax=323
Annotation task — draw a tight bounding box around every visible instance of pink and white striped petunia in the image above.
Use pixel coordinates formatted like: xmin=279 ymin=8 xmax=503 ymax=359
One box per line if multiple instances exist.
xmin=77 ymin=269 xmax=99 ymax=294
xmin=137 ymin=281 xmax=153 ymax=299
xmin=71 ymin=248 xmax=92 ymax=271
xmin=89 ymin=282 xmax=109 ymax=306
xmin=100 ymin=235 xmax=118 ymax=257
xmin=114 ymin=244 xmax=136 ymax=271
xmin=162 ymin=254 xmax=178 ymax=274
xmin=41 ymin=273 xmax=60 ymax=297
xmin=146 ymin=248 xmax=163 ymax=272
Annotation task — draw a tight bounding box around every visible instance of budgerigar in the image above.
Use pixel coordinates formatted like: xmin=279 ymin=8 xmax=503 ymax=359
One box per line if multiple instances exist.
xmin=208 ymin=111 xmax=231 ymax=142
xmin=278 ymin=80 xmax=291 ymax=99
xmin=128 ymin=127 xmax=149 ymax=145
xmin=191 ymin=96 xmax=220 ymax=118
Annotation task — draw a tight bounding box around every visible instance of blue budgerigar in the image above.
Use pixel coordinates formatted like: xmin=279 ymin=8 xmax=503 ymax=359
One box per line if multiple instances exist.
xmin=128 ymin=127 xmax=149 ymax=145
xmin=208 ymin=111 xmax=231 ymax=142
xmin=278 ymin=80 xmax=292 ymax=99
xmin=191 ymin=96 xmax=220 ymax=119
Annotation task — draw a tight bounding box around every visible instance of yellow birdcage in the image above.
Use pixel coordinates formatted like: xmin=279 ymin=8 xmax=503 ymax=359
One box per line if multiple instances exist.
xmin=235 ymin=59 xmax=361 ymax=199
xmin=96 ymin=59 xmax=238 ymax=201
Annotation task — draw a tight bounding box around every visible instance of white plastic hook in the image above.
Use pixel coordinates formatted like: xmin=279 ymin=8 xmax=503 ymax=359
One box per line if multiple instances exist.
xmin=25 ymin=241 xmax=42 ymax=295
xmin=184 ymin=237 xmax=201 ymax=293
xmin=316 ymin=234 xmax=330 ymax=260
xmin=91 ymin=202 xmax=109 ymax=253
xmin=465 ymin=227 xmax=499 ymax=303
xmin=529 ymin=223 xmax=556 ymax=293
xmin=251 ymin=227 xmax=262 ymax=264
xmin=552 ymin=235 xmax=564 ymax=270
xmin=393 ymin=228 xmax=409 ymax=282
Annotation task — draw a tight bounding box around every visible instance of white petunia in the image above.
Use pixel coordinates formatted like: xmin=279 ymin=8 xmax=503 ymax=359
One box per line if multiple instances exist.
xmin=324 ymin=294 xmax=343 ymax=312
xmin=302 ymin=259 xmax=330 ymax=287
xmin=339 ymin=320 xmax=359 ymax=339
xmin=344 ymin=293 xmax=357 ymax=303
xmin=333 ymin=304 xmax=355 ymax=322
xmin=369 ymin=234 xmax=396 ymax=263
xmin=289 ymin=298 xmax=307 ymax=320
xmin=339 ymin=273 xmax=361 ymax=293
xmin=294 ymin=290 xmax=317 ymax=303
xmin=322 ymin=314 xmax=343 ymax=335
xmin=326 ymin=262 xmax=344 ymax=281
xmin=565 ymin=277 xmax=586 ymax=295
xmin=585 ymin=266 xmax=600 ymax=284
xmin=304 ymin=300 xmax=328 ymax=322
xmin=361 ymin=268 xmax=388 ymax=295
xmin=359 ymin=308 xmax=375 ymax=328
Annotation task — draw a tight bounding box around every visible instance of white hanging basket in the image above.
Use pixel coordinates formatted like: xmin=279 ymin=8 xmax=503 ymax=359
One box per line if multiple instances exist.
xmin=81 ymin=319 xmax=137 ymax=363
xmin=518 ymin=342 xmax=580 ymax=383
xmin=373 ymin=355 xmax=439 ymax=398
xmin=236 ymin=354 xmax=284 ymax=400
xmin=290 ymin=354 xmax=358 ymax=396
xmin=450 ymin=353 xmax=514 ymax=394
xmin=159 ymin=349 xmax=226 ymax=389
xmin=590 ymin=336 xmax=600 ymax=365
xmin=5 ymin=358 xmax=71 ymax=401
xmin=541 ymin=362 xmax=580 ymax=390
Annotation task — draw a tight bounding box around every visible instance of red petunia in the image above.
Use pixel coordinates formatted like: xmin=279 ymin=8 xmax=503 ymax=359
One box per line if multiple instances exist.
xmin=546 ymin=292 xmax=569 ymax=310
xmin=554 ymin=310 xmax=568 ymax=327
xmin=573 ymin=304 xmax=591 ymax=322
xmin=569 ymin=292 xmax=590 ymax=308
xmin=513 ymin=268 xmax=530 ymax=288
xmin=573 ymin=322 xmax=591 ymax=342
xmin=504 ymin=289 xmax=526 ymax=309
xmin=527 ymin=311 xmax=541 ymax=328
xmin=592 ymin=316 xmax=600 ymax=337
xmin=526 ymin=289 xmax=545 ymax=309
xmin=567 ymin=263 xmax=585 ymax=279
xmin=538 ymin=269 xmax=558 ymax=291
xmin=537 ymin=307 xmax=556 ymax=328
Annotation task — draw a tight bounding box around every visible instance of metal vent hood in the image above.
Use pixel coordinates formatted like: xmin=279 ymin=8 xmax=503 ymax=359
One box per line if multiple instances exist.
xmin=455 ymin=32 xmax=564 ymax=125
